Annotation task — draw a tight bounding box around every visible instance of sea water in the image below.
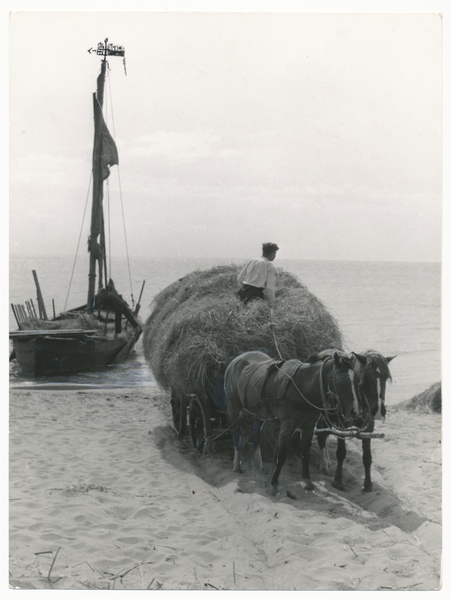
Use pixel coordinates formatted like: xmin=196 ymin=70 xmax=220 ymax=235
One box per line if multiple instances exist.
xmin=8 ymin=256 xmax=441 ymax=405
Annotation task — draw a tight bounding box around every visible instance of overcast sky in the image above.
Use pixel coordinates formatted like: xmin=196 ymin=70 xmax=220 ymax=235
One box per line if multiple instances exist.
xmin=8 ymin=6 xmax=443 ymax=262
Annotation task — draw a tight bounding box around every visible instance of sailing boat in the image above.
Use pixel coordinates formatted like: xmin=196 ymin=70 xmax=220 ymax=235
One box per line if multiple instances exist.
xmin=9 ymin=39 xmax=143 ymax=377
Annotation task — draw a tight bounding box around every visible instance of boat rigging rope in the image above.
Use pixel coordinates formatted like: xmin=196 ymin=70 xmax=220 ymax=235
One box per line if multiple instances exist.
xmin=116 ymin=167 xmax=135 ymax=308
xmin=63 ymin=172 xmax=92 ymax=313
xmin=102 ymin=77 xmax=112 ymax=284
xmin=106 ymin=178 xmax=111 ymax=280
xmin=106 ymin=71 xmax=135 ymax=307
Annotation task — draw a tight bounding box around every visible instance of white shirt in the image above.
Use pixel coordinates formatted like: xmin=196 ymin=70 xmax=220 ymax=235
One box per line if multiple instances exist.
xmin=237 ymin=257 xmax=276 ymax=306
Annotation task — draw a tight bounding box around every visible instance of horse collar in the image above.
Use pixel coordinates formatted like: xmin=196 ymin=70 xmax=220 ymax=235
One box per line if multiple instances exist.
xmin=322 ymin=359 xmax=353 ymax=430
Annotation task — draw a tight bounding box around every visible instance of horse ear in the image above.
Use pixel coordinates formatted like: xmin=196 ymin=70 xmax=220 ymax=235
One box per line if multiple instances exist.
xmin=385 ymin=355 xmax=396 ymax=363
xmin=332 ymin=351 xmax=340 ymax=365
xmin=352 ymin=352 xmax=367 ymax=366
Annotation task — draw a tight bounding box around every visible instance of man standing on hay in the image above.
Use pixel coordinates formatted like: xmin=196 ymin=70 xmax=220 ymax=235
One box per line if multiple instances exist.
xmin=237 ymin=242 xmax=279 ymax=307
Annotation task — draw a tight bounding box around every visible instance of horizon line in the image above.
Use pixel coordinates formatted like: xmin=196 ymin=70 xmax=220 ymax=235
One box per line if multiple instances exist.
xmin=8 ymin=254 xmax=442 ymax=265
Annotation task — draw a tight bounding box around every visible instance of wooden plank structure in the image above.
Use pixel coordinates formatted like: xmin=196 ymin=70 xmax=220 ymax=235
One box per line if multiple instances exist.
xmin=10 ymin=300 xmax=40 ymax=330
xmin=133 ymin=279 xmax=146 ymax=318
xmin=11 ymin=270 xmax=46 ymax=331
xmin=9 ymin=329 xmax=98 ymax=339
xmin=32 ymin=269 xmax=48 ymax=320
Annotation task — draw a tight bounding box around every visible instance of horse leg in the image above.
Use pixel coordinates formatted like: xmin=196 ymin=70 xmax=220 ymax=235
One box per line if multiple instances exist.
xmin=270 ymin=420 xmax=293 ymax=495
xmin=332 ymin=437 xmax=347 ymax=491
xmin=255 ymin=445 xmax=264 ymax=472
xmin=362 ymin=420 xmax=375 ymax=492
xmin=232 ymin=429 xmax=242 ymax=473
xmin=362 ymin=439 xmax=373 ymax=492
xmin=300 ymin=424 xmax=316 ymax=491
xmin=317 ymin=431 xmax=331 ymax=475
xmin=252 ymin=420 xmax=264 ymax=472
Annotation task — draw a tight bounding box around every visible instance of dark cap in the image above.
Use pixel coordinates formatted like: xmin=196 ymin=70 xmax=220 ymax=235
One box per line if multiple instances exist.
xmin=262 ymin=242 xmax=279 ymax=254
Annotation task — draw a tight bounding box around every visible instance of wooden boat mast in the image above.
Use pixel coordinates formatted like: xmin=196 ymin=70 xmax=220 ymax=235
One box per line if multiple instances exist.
xmin=87 ymin=38 xmax=124 ymax=306
xmin=88 ymin=43 xmax=106 ymax=306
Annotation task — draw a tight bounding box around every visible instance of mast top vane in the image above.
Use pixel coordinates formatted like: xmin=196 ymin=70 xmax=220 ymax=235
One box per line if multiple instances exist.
xmin=87 ymin=38 xmax=125 ymax=58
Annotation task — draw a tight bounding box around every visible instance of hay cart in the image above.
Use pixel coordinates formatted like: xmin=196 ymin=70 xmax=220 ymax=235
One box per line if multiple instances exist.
xmin=170 ymin=379 xmax=230 ymax=453
xmin=169 ymin=378 xmax=386 ymax=455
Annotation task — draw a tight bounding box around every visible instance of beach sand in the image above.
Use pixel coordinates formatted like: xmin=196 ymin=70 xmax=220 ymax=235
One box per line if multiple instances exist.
xmin=9 ymin=386 xmax=441 ymax=591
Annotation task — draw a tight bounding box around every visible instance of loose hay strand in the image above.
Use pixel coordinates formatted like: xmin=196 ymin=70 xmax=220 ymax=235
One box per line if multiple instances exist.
xmin=47 ymin=547 xmax=61 ymax=581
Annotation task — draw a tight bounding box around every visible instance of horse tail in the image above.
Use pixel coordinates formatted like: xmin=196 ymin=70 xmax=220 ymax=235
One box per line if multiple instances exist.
xmin=224 ymin=355 xmax=240 ymax=423
xmin=225 ymin=350 xmax=272 ymax=424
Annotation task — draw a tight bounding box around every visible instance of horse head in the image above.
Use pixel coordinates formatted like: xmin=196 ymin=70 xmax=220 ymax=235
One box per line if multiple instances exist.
xmin=350 ymin=351 xmax=395 ymax=422
xmin=322 ymin=351 xmax=363 ymax=427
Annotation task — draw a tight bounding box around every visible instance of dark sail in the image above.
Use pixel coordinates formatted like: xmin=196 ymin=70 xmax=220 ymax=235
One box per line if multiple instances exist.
xmin=96 ymin=101 xmax=119 ymax=180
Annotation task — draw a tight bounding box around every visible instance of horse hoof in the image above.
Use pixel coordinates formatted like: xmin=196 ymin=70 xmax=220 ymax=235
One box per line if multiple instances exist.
xmin=304 ymin=480 xmax=316 ymax=491
xmin=362 ymin=485 xmax=373 ymax=493
xmin=332 ymin=480 xmax=346 ymax=491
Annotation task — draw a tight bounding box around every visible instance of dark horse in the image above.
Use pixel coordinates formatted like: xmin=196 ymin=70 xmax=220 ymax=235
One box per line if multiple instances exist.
xmin=312 ymin=349 xmax=395 ymax=493
xmin=224 ymin=350 xmax=365 ymax=494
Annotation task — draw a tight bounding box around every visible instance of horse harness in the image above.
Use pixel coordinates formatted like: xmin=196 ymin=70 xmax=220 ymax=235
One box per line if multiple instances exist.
xmin=240 ymin=356 xmax=358 ymax=429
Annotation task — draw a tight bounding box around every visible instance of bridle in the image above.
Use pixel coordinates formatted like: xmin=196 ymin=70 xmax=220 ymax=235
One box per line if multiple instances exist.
xmin=320 ymin=358 xmax=370 ymax=432
xmin=356 ymin=363 xmax=387 ymax=424
xmin=268 ymin=356 xmax=367 ymax=433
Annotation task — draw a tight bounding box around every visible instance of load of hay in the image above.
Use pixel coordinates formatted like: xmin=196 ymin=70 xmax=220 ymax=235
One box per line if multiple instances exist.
xmin=143 ymin=265 xmax=343 ymax=400
xmin=403 ymin=382 xmax=441 ymax=414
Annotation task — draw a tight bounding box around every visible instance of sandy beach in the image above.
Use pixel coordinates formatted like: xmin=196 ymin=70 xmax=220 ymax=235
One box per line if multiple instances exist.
xmin=9 ymin=386 xmax=441 ymax=591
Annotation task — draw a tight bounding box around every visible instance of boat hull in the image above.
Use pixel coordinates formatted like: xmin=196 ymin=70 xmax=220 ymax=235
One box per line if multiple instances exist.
xmin=12 ymin=334 xmax=136 ymax=377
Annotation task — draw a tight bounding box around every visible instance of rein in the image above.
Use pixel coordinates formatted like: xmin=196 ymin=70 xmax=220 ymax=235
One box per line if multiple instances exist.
xmin=320 ymin=360 xmax=339 ymax=428
xmin=330 ymin=364 xmax=371 ymax=433
xmin=273 ymin=357 xmax=368 ymax=434
xmin=320 ymin=360 xmax=353 ymax=430
xmin=269 ymin=308 xmax=284 ymax=361
xmin=209 ymin=406 xmax=278 ymax=443
xmin=270 ymin=357 xmax=341 ymax=416
xmin=267 ymin=316 xmax=359 ymax=428
xmin=351 ymin=364 xmax=375 ymax=433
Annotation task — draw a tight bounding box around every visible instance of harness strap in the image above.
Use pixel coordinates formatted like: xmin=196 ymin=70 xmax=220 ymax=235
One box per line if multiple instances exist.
xmin=236 ymin=355 xmax=371 ymax=438
xmin=319 ymin=361 xmax=342 ymax=429
xmin=269 ymin=357 xmax=335 ymax=413
xmin=241 ymin=358 xmax=274 ymax=400
xmin=242 ymin=407 xmax=278 ymax=422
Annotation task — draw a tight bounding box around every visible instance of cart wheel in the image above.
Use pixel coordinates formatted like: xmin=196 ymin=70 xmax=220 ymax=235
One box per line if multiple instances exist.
xmin=171 ymin=392 xmax=187 ymax=437
xmin=188 ymin=395 xmax=212 ymax=454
